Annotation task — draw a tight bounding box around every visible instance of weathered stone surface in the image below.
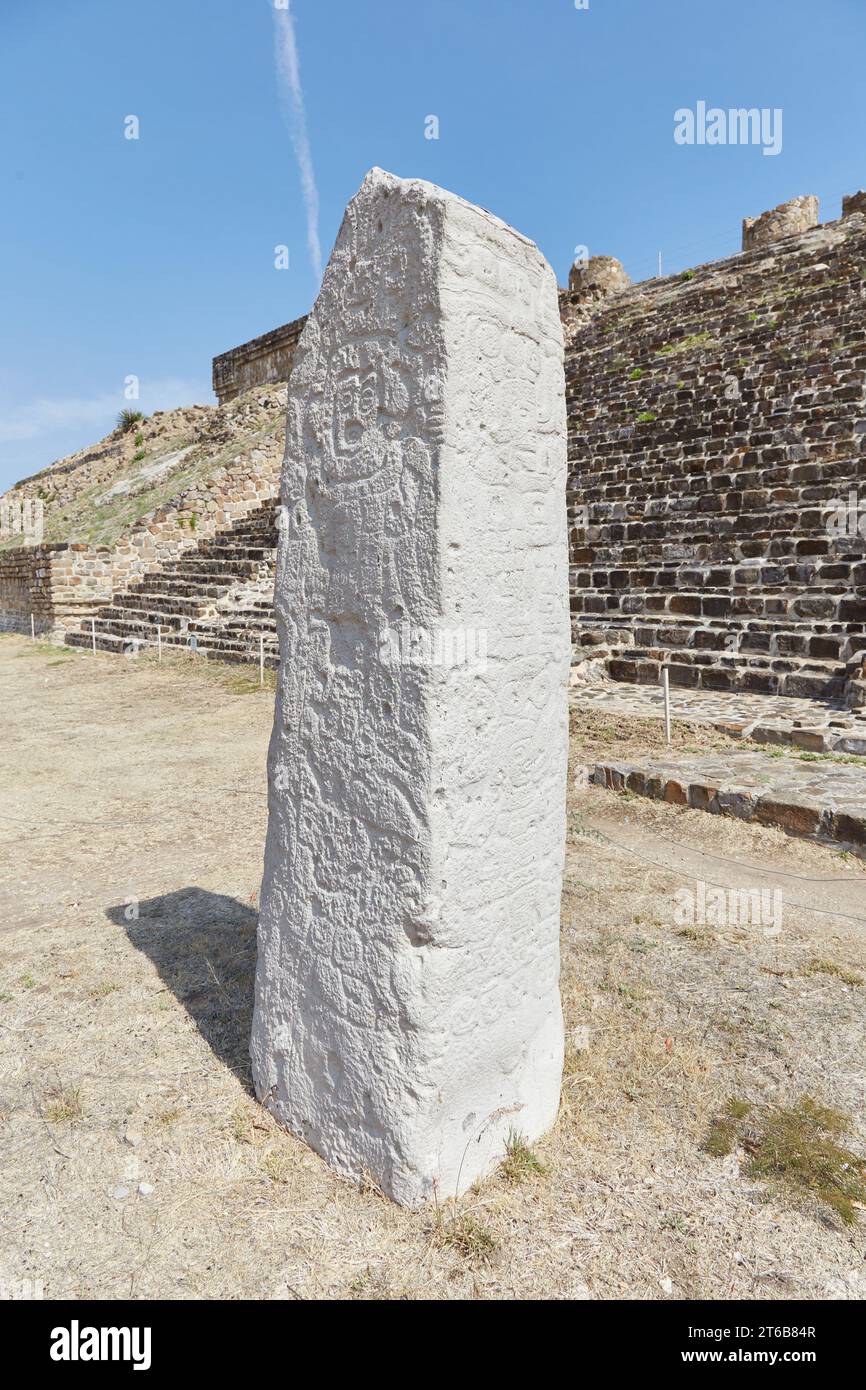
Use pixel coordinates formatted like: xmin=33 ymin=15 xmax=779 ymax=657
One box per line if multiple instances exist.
xmin=842 ymin=191 xmax=866 ymax=219
xmin=742 ymin=195 xmax=819 ymax=250
xmin=755 ymin=796 xmax=821 ymax=836
xmin=567 ymin=203 xmax=866 ymax=703
xmin=212 ymin=317 xmax=308 ymax=404
xmin=567 ymin=254 xmax=631 ymax=297
xmin=251 ymin=169 xmax=569 ymax=1205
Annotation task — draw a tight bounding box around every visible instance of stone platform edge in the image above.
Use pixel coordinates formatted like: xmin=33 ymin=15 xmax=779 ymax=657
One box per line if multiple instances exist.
xmin=584 ymin=759 xmax=866 ymax=853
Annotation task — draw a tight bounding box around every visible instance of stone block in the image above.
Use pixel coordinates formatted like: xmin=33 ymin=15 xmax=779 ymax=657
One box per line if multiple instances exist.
xmin=754 ymin=797 xmax=821 ymax=837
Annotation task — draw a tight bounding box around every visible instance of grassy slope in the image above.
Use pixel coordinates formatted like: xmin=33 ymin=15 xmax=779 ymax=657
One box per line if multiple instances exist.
xmin=1 ymin=387 xmax=286 ymax=552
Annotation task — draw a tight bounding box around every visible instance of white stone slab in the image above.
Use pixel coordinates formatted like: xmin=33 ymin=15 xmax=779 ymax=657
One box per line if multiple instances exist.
xmin=251 ymin=168 xmax=569 ymax=1205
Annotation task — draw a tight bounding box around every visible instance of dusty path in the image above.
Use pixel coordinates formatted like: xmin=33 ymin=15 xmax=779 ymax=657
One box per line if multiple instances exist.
xmin=1 ymin=634 xmax=865 ymax=1300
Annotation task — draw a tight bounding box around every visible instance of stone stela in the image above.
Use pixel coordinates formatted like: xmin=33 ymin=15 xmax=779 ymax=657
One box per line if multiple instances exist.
xmin=250 ymin=168 xmax=570 ymax=1205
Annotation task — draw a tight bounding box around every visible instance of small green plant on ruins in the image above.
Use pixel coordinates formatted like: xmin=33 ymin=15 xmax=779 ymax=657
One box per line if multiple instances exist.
xmin=704 ymin=1096 xmax=866 ymax=1225
xmin=117 ymin=409 xmax=145 ymax=432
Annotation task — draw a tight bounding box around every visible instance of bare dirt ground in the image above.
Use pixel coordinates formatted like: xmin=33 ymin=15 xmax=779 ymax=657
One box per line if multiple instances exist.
xmin=1 ymin=633 xmax=865 ymax=1301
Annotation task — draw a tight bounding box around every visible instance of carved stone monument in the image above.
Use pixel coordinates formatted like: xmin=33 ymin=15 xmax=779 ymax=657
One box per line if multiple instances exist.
xmin=251 ymin=168 xmax=569 ymax=1205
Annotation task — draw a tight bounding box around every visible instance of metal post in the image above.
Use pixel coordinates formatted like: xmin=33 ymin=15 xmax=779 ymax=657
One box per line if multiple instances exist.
xmin=260 ymin=632 xmax=265 ymax=687
xmin=157 ymin=625 xmax=162 ymax=662
xmin=30 ymin=613 xmax=35 ymax=641
xmin=91 ymin=618 xmax=96 ymax=655
xmin=662 ymin=666 xmax=671 ymax=746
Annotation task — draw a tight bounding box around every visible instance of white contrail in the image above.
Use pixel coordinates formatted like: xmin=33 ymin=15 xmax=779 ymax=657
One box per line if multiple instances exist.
xmin=272 ymin=1 xmax=323 ymax=283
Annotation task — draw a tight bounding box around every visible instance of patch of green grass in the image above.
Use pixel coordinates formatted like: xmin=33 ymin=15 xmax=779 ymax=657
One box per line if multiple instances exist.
xmin=225 ymin=670 xmax=274 ymax=695
xmin=635 ymin=411 xmax=657 ymax=424
xmin=803 ymin=958 xmax=864 ymax=987
xmin=661 ymin=1212 xmax=689 ymax=1233
xmin=678 ymin=927 xmax=714 ymax=945
xmin=656 ymin=332 xmax=715 ymax=356
xmin=262 ymin=1150 xmax=297 ymax=1184
xmin=16 ymin=411 xmax=276 ymax=551
xmin=629 ymin=367 xmax=644 ymax=380
xmin=15 ymin=642 xmax=62 ymax=659
xmin=679 ymin=270 xmax=696 ymax=281
xmin=44 ymin=1086 xmax=83 ymax=1123
xmin=89 ymin=980 xmax=121 ymax=999
xmin=704 ymin=1096 xmax=752 ymax=1157
xmin=795 ymin=749 xmax=866 ymax=767
xmin=347 ymin=1267 xmax=394 ymax=1300
xmin=705 ymin=1096 xmax=866 ymax=1225
xmin=19 ymin=973 xmax=36 ymax=990
xmin=433 ymin=1212 xmax=498 ymax=1264
xmin=231 ymin=1106 xmax=255 ymax=1143
xmin=749 ymin=1098 xmax=866 ymax=1225
xmin=132 ymin=450 xmax=146 ymax=463
xmin=500 ymin=1130 xmax=546 ymax=1185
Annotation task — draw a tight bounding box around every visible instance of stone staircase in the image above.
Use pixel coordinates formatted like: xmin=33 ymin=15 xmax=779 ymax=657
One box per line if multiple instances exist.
xmin=65 ymin=502 xmax=280 ymax=665
xmin=565 ymin=209 xmax=866 ymax=704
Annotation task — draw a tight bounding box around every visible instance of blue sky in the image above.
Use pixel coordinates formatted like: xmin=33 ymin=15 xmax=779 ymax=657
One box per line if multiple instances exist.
xmin=1 ymin=0 xmax=864 ymax=491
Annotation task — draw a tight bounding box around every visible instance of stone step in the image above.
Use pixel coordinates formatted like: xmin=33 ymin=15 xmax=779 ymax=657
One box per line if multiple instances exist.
xmin=107 ymin=592 xmax=212 ymax=618
xmin=164 ymin=558 xmax=272 ymax=580
xmin=568 ymin=454 xmax=865 ymax=494
xmin=574 ymin=515 xmax=863 ymax=548
xmin=570 ymin=560 xmax=866 ymax=591
xmin=570 ymin=588 xmax=866 ymax=624
xmin=93 ymin=611 xmax=187 ymax=633
xmin=183 ymin=545 xmax=275 ymax=563
xmin=65 ymin=624 xmax=279 ymax=665
xmin=574 ymin=618 xmax=864 ymax=663
xmin=570 ymin=479 xmax=866 ymax=513
xmin=574 ymin=535 xmax=866 ymax=567
xmin=605 ymin=647 xmax=847 ymax=699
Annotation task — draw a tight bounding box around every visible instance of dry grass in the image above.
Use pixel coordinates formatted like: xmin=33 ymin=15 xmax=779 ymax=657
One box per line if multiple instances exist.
xmin=803 ymin=958 xmax=864 ymax=987
xmin=2 ymin=635 xmax=866 ymax=1299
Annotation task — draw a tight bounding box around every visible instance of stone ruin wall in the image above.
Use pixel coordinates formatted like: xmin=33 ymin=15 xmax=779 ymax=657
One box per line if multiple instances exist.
xmin=0 ymin=544 xmax=115 ymax=638
xmin=212 ymin=316 xmax=308 ymax=404
xmin=0 ymin=446 xmax=280 ymax=640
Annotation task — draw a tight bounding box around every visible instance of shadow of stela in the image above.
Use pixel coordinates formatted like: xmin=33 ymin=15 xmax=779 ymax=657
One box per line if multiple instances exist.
xmin=106 ymin=887 xmax=258 ymax=1090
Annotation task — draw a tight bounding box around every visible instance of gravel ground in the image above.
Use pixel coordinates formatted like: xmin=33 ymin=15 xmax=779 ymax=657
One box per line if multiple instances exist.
xmin=1 ymin=634 xmax=864 ymax=1301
